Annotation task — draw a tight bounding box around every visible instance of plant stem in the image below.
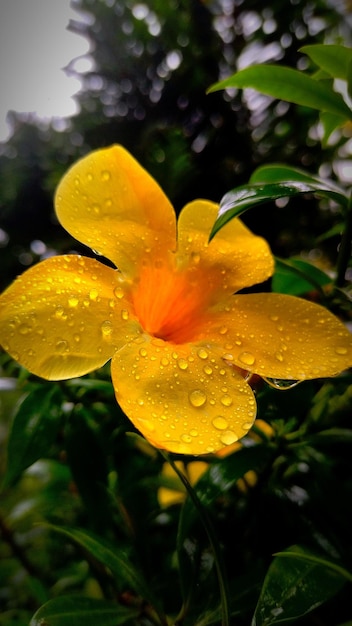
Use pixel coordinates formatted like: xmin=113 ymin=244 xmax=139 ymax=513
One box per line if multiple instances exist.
xmin=162 ymin=452 xmax=230 ymax=626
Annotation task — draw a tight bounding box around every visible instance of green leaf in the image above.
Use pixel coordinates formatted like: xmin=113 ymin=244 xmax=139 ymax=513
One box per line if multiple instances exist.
xmin=207 ymin=65 xmax=352 ymax=120
xmin=249 ymin=164 xmax=347 ymax=202
xmin=46 ymin=526 xmax=158 ymax=607
xmin=209 ymin=179 xmax=345 ymax=240
xmin=3 ymin=386 xmax=63 ymax=488
xmin=30 ymin=596 xmax=139 ymax=626
xmin=272 ymin=258 xmax=332 ymax=296
xmin=319 ymin=111 xmax=348 ymax=146
xmin=300 ymin=44 xmax=352 ymax=81
xmin=252 ymin=546 xmax=347 ymax=625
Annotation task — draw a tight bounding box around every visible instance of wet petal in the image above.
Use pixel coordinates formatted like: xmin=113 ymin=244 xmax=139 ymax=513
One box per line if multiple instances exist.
xmin=111 ymin=337 xmax=256 ymax=455
xmin=0 ymin=255 xmax=140 ymax=379
xmin=55 ymin=146 xmax=176 ymax=277
xmin=177 ymin=200 xmax=274 ymax=293
xmin=202 ymin=293 xmax=352 ymax=380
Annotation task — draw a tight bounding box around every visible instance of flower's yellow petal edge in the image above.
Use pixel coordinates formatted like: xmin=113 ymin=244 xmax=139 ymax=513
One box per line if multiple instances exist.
xmin=111 ymin=337 xmax=256 ymax=455
xmin=205 ymin=293 xmax=352 ymax=380
xmin=177 ymin=200 xmax=274 ymax=293
xmin=0 ymin=255 xmax=141 ymax=379
xmin=55 ymin=145 xmax=177 ymax=277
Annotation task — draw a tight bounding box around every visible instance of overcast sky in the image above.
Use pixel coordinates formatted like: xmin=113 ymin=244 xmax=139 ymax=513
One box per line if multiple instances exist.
xmin=0 ymin=0 xmax=90 ymax=141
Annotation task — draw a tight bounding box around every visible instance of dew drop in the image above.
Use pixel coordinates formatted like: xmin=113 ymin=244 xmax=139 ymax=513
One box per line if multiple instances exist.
xmin=189 ymin=429 xmax=198 ymax=437
xmin=239 ymin=352 xmax=256 ymax=366
xmin=275 ymin=352 xmax=284 ymax=362
xmin=335 ymin=346 xmax=348 ymax=355
xmin=263 ymin=377 xmax=301 ymax=390
xmin=160 ymin=357 xmax=169 ymax=367
xmin=220 ymin=431 xmax=238 ymax=445
xmin=101 ymin=170 xmax=111 ymax=182
xmin=178 ymin=358 xmax=188 ymax=370
xmin=203 ymin=365 xmax=213 ymax=375
xmin=219 ymin=326 xmax=228 ymax=335
xmin=55 ymin=340 xmax=68 ymax=353
xmin=189 ymin=389 xmax=207 ymax=407
xmin=19 ymin=323 xmax=32 ymax=335
xmin=55 ymin=306 xmax=65 ymax=318
xmin=101 ymin=320 xmax=113 ymax=337
xmin=212 ymin=416 xmax=228 ymax=430
xmin=89 ymin=288 xmax=99 ymax=301
xmin=114 ymin=286 xmax=124 ymax=299
xmin=197 ymin=348 xmax=208 ymax=360
xmin=181 ymin=434 xmax=193 ymax=443
xmin=68 ymin=296 xmax=79 ymax=308
xmin=220 ymin=394 xmax=233 ymax=407
xmin=139 ymin=348 xmax=147 ymax=357
xmin=121 ymin=309 xmax=129 ymax=321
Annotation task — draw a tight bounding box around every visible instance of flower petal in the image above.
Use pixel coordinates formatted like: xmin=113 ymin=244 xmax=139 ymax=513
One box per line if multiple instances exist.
xmin=111 ymin=337 xmax=256 ymax=455
xmin=177 ymin=200 xmax=274 ymax=293
xmin=55 ymin=146 xmax=177 ymax=277
xmin=201 ymin=293 xmax=352 ymax=380
xmin=0 ymin=255 xmax=140 ymax=379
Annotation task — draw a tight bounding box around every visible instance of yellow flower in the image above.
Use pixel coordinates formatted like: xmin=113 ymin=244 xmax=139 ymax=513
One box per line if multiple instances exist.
xmin=0 ymin=146 xmax=351 ymax=455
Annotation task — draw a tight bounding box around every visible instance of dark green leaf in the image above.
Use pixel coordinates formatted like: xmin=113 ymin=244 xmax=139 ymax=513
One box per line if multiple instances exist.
xmin=272 ymin=258 xmax=332 ymax=296
xmin=46 ymin=526 xmax=157 ymax=607
xmin=30 ymin=596 xmax=139 ymax=626
xmin=252 ymin=546 xmax=347 ymax=625
xmin=207 ymin=65 xmax=352 ymax=120
xmin=209 ymin=180 xmax=345 ymax=240
xmin=3 ymin=386 xmax=63 ymax=488
xmin=300 ymin=44 xmax=352 ymax=81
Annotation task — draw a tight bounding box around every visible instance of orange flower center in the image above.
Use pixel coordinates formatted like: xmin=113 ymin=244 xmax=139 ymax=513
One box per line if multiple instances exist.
xmin=132 ymin=260 xmax=211 ymax=344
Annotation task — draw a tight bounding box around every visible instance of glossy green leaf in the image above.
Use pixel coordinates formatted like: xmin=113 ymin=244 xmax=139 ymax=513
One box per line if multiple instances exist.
xmin=207 ymin=65 xmax=352 ymax=120
xmin=30 ymin=596 xmax=138 ymax=626
xmin=300 ymin=44 xmax=352 ymax=81
xmin=252 ymin=546 xmax=346 ymax=625
xmin=249 ymin=164 xmax=347 ymax=202
xmin=46 ymin=526 xmax=157 ymax=607
xmin=209 ymin=180 xmax=344 ymax=240
xmin=319 ymin=111 xmax=349 ymax=146
xmin=3 ymin=385 xmax=63 ymax=488
xmin=273 ymin=258 xmax=332 ymax=296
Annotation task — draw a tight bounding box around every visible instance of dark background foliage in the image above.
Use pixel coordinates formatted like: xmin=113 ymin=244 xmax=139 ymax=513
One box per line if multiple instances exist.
xmin=0 ymin=1 xmax=352 ymax=625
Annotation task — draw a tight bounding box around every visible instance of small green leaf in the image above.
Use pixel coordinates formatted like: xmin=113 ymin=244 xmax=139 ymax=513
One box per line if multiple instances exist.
xmin=252 ymin=545 xmax=347 ymax=626
xmin=319 ymin=111 xmax=349 ymax=146
xmin=3 ymin=385 xmax=63 ymax=488
xmin=273 ymin=258 xmax=332 ymax=296
xmin=46 ymin=526 xmax=158 ymax=607
xmin=209 ymin=179 xmax=344 ymax=240
xmin=207 ymin=65 xmax=352 ymax=120
xmin=30 ymin=596 xmax=139 ymax=626
xmin=300 ymin=44 xmax=352 ymax=81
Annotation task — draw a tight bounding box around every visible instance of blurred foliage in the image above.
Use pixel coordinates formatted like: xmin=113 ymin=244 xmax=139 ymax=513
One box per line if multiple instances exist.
xmin=1 ymin=0 xmax=352 ymax=625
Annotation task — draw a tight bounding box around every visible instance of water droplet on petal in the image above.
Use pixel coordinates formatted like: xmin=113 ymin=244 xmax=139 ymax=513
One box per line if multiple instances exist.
xmin=55 ymin=340 xmax=68 ymax=353
xmin=121 ymin=309 xmax=129 ymax=321
xmin=212 ymin=416 xmax=228 ymax=430
xmin=55 ymin=306 xmax=65 ymax=319
xmin=101 ymin=170 xmax=111 ymax=182
xmin=197 ymin=348 xmax=208 ymax=360
xmin=335 ymin=346 xmax=348 ymax=355
xmin=263 ymin=377 xmax=300 ymax=390
xmin=189 ymin=389 xmax=207 ymax=407
xmin=68 ymin=296 xmax=79 ymax=308
xmin=114 ymin=286 xmax=124 ymax=299
xmin=139 ymin=347 xmax=147 ymax=357
xmin=178 ymin=358 xmax=188 ymax=370
xmin=275 ymin=352 xmax=284 ymax=362
xmin=203 ymin=365 xmax=213 ymax=375
xmin=19 ymin=323 xmax=32 ymax=335
xmin=219 ymin=326 xmax=228 ymax=335
xmin=220 ymin=394 xmax=233 ymax=407
xmin=181 ymin=434 xmax=193 ymax=443
xmin=239 ymin=352 xmax=256 ymax=366
xmin=89 ymin=288 xmax=99 ymax=301
xmin=101 ymin=320 xmax=113 ymax=337
xmin=220 ymin=431 xmax=238 ymax=445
